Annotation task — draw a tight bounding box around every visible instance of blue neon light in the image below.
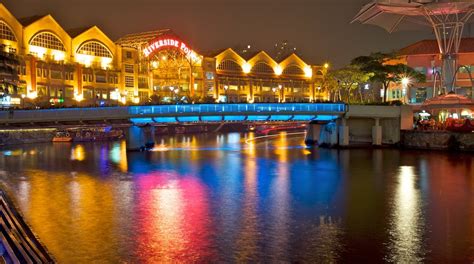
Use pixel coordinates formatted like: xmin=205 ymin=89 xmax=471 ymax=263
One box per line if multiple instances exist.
xmin=153 ymin=117 xmax=177 ymax=123
xmin=201 ymin=116 xmax=223 ymax=122
xmin=224 ymin=115 xmax=246 ymax=121
xmin=247 ymin=115 xmax=270 ymax=121
xmin=130 ymin=118 xmax=154 ymax=124
xmin=313 ymin=115 xmax=338 ymax=121
xmin=128 ymin=103 xmax=346 ymax=115
xmin=292 ymin=115 xmax=316 ymax=121
xmin=269 ymin=115 xmax=293 ymax=121
xmin=176 ymin=116 xmax=200 ymax=122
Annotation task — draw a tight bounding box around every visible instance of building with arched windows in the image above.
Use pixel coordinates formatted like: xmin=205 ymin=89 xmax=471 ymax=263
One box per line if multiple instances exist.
xmin=0 ymin=3 xmax=328 ymax=107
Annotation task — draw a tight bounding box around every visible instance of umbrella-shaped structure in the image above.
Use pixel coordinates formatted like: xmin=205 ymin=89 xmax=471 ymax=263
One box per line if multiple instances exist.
xmin=352 ymin=0 xmax=474 ymax=93
xmin=422 ymin=92 xmax=474 ymax=125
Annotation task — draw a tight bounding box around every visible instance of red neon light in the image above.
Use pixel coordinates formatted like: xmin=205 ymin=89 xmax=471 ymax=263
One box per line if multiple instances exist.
xmin=143 ymin=37 xmax=197 ymax=59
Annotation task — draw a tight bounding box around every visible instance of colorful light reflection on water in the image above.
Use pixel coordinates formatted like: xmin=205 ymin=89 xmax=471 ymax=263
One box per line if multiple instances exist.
xmin=0 ymin=132 xmax=473 ymax=262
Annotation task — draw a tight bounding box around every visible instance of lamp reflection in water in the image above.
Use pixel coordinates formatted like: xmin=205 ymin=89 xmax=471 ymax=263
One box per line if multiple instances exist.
xmin=269 ymin=136 xmax=290 ymax=260
xmin=109 ymin=141 xmax=128 ymax=172
xmin=387 ymin=166 xmax=425 ymax=262
xmin=236 ymin=138 xmax=259 ymax=261
xmin=70 ymin=144 xmax=86 ymax=161
xmin=135 ymin=173 xmax=212 ymax=262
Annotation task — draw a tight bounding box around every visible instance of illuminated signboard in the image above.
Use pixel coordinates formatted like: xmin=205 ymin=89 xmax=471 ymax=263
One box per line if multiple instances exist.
xmin=143 ymin=37 xmax=200 ymax=61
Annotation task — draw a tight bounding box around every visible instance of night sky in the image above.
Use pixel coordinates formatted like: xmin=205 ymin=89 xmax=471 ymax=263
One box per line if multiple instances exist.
xmin=3 ymin=0 xmax=438 ymax=68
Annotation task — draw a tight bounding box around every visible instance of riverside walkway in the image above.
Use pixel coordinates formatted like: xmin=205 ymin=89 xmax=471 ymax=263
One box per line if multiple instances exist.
xmin=1 ymin=190 xmax=54 ymax=263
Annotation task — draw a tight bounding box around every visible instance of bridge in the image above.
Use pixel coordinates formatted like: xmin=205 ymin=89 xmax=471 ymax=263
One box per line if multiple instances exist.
xmin=0 ymin=103 xmax=413 ymax=150
xmin=0 ymin=103 xmax=346 ymax=125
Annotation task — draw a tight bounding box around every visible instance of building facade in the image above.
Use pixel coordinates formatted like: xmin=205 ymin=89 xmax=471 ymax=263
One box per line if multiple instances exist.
xmin=0 ymin=4 xmax=328 ymax=107
xmin=388 ymin=38 xmax=474 ymax=104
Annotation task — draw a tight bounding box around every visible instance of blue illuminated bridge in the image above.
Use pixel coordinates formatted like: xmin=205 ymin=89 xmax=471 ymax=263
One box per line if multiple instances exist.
xmin=0 ymin=103 xmax=347 ymax=125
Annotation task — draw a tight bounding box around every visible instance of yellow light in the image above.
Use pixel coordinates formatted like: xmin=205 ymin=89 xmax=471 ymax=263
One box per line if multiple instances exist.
xmin=274 ymin=65 xmax=283 ymax=75
xmin=324 ymin=63 xmax=329 ymax=69
xmin=76 ymin=54 xmax=92 ymax=67
xmin=242 ymin=62 xmax=251 ymax=74
xmin=304 ymin=66 xmax=312 ymax=78
xmin=27 ymin=90 xmax=37 ymax=99
xmin=152 ymin=61 xmax=159 ymax=68
xmin=133 ymin=97 xmax=140 ymax=104
xmin=74 ymin=93 xmax=83 ymax=102
xmin=29 ymin=45 xmax=46 ymax=59
xmin=52 ymin=50 xmax=65 ymax=61
xmin=401 ymin=77 xmax=410 ymax=86
xmin=101 ymin=57 xmax=112 ymax=69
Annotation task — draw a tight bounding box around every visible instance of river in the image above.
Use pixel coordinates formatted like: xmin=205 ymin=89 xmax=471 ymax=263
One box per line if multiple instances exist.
xmin=0 ymin=132 xmax=473 ymax=263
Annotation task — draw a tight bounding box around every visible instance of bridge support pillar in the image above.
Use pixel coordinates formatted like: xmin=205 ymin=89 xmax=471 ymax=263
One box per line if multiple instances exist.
xmin=125 ymin=124 xmax=155 ymax=151
xmin=318 ymin=121 xmax=338 ymax=147
xmin=304 ymin=122 xmax=321 ymax=145
xmin=338 ymin=118 xmax=349 ymax=146
xmin=372 ymin=118 xmax=382 ymax=146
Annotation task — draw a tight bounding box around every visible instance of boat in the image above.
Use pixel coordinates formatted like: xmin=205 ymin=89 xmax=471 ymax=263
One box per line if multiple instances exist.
xmin=72 ymin=127 xmax=124 ymax=142
xmin=52 ymin=131 xmax=73 ymax=142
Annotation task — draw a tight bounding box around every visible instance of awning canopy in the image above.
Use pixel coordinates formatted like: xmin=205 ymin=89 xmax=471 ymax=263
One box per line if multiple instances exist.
xmin=422 ymin=93 xmax=474 ymax=109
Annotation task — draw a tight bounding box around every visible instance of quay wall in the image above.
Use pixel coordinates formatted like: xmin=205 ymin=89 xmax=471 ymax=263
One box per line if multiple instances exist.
xmin=0 ymin=128 xmax=55 ymax=146
xmin=401 ymin=130 xmax=474 ymax=151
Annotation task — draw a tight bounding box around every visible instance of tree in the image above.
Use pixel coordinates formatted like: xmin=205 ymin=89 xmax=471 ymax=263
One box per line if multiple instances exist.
xmin=327 ymin=65 xmax=371 ymax=103
xmin=351 ymin=52 xmax=425 ymax=103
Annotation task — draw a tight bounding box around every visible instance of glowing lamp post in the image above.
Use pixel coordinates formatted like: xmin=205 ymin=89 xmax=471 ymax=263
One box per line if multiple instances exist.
xmin=401 ymin=77 xmax=411 ymax=103
xmin=224 ymin=85 xmax=229 ymax=103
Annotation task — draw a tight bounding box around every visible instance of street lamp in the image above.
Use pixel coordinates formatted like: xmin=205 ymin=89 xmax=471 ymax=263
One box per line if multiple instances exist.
xmin=278 ymin=84 xmax=283 ymax=103
xmin=401 ymin=77 xmax=411 ymax=103
xmin=224 ymin=85 xmax=229 ymax=103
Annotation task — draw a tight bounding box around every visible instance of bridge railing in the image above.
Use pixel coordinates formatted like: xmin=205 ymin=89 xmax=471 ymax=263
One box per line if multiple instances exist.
xmin=129 ymin=103 xmax=347 ymax=115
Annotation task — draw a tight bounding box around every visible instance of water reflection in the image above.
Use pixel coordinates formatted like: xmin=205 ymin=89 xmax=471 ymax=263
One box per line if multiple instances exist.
xmin=387 ymin=166 xmax=424 ymax=262
xmin=0 ymin=134 xmax=473 ymax=262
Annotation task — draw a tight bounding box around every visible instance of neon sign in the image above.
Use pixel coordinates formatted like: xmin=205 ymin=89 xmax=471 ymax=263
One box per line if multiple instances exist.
xmin=143 ymin=37 xmax=200 ymax=61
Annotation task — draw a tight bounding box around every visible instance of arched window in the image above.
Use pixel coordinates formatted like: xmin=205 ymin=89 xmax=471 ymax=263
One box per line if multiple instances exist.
xmin=0 ymin=21 xmax=16 ymax=41
xmin=316 ymin=70 xmax=324 ymax=76
xmin=30 ymin=32 xmax=65 ymax=51
xmin=283 ymin=65 xmax=304 ymax=75
xmin=251 ymin=62 xmax=274 ymax=74
xmin=217 ymin=60 xmax=242 ymax=72
xmin=77 ymin=41 xmax=113 ymax=58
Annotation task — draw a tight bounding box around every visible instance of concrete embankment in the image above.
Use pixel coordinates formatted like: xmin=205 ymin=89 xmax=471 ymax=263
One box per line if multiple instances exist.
xmin=0 ymin=128 xmax=56 ymax=146
xmin=1 ymin=189 xmax=54 ymax=263
xmin=401 ymin=130 xmax=474 ymax=151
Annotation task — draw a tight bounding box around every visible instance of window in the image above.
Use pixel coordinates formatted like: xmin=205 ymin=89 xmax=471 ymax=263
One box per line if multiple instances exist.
xmin=125 ymin=76 xmax=134 ymax=87
xmin=124 ymin=64 xmax=134 ymax=73
xmin=77 ymin=41 xmax=112 ymax=58
xmin=0 ymin=21 xmax=16 ymax=41
xmin=30 ymin=32 xmax=65 ymax=51
xmin=217 ymin=60 xmax=242 ymax=72
xmin=414 ymin=66 xmax=427 ymax=75
xmin=82 ymin=73 xmax=93 ymax=82
xmin=283 ymin=65 xmax=304 ymax=75
xmin=138 ymin=91 xmax=149 ymax=101
xmin=108 ymin=75 xmax=118 ymax=84
xmin=51 ymin=70 xmax=62 ymax=79
xmin=43 ymin=68 xmax=48 ymax=78
xmin=126 ymin=51 xmax=132 ymax=59
xmin=96 ymin=74 xmax=106 ymax=83
xmin=251 ymin=62 xmax=274 ymax=74
xmin=138 ymin=77 xmax=148 ymax=88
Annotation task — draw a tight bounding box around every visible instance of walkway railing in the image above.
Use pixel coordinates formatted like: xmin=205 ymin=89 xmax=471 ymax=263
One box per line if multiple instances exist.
xmin=129 ymin=103 xmax=346 ymax=115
